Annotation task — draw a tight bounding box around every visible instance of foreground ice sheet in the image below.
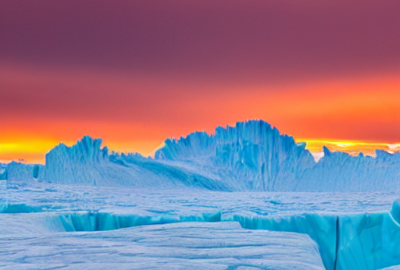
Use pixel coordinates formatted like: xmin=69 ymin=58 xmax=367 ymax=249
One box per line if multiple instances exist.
xmin=1 ymin=182 xmax=400 ymax=270
xmin=0 ymin=222 xmax=325 ymax=270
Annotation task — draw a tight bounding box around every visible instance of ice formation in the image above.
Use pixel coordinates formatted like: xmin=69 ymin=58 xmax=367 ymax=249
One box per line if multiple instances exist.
xmin=1 ymin=186 xmax=400 ymax=270
xmin=6 ymin=120 xmax=400 ymax=192
xmin=2 ymin=120 xmax=400 ymax=269
xmin=0 ymin=163 xmax=6 ymax=180
xmin=155 ymin=121 xmax=400 ymax=192
xmin=29 ymin=136 xmax=228 ymax=190
xmin=5 ymin=161 xmax=43 ymax=185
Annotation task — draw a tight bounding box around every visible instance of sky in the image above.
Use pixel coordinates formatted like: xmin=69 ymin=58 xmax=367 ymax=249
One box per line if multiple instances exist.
xmin=1 ymin=0 xmax=399 ymax=163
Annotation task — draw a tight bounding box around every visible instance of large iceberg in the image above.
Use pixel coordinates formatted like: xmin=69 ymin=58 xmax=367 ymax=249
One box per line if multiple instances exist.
xmin=155 ymin=120 xmax=400 ymax=192
xmin=5 ymin=120 xmax=400 ymax=192
xmin=156 ymin=121 xmax=316 ymax=191
xmin=38 ymin=136 xmax=229 ymax=190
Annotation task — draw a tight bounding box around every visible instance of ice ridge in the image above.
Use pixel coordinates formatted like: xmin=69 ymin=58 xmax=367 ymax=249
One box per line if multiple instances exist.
xmin=34 ymin=136 xmax=229 ymax=190
xmin=4 ymin=120 xmax=400 ymax=191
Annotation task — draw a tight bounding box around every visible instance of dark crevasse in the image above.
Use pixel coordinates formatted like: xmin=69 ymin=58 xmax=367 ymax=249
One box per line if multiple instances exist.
xmin=334 ymin=217 xmax=340 ymax=270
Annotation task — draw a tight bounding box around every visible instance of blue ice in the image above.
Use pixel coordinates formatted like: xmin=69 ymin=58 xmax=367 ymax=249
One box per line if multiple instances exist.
xmin=2 ymin=120 xmax=400 ymax=269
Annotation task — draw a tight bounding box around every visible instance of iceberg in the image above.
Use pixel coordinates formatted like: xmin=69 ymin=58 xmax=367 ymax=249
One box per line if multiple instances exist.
xmin=155 ymin=120 xmax=400 ymax=192
xmin=4 ymin=120 xmax=399 ymax=192
xmin=156 ymin=121 xmax=316 ymax=191
xmin=5 ymin=161 xmax=43 ymax=187
xmin=39 ymin=136 xmax=230 ymax=190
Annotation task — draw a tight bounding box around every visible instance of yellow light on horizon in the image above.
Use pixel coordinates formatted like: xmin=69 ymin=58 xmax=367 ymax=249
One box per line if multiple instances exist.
xmin=297 ymin=139 xmax=399 ymax=156
xmin=1 ymin=137 xmax=398 ymax=164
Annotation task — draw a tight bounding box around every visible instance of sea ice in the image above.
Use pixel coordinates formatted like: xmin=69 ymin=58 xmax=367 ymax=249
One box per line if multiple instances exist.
xmin=0 ymin=222 xmax=325 ymax=270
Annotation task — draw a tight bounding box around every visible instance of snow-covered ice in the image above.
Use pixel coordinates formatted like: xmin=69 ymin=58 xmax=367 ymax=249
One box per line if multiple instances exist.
xmin=5 ymin=120 xmax=400 ymax=192
xmin=0 ymin=221 xmax=325 ymax=270
xmin=1 ymin=182 xmax=400 ymax=270
xmin=1 ymin=120 xmax=400 ymax=269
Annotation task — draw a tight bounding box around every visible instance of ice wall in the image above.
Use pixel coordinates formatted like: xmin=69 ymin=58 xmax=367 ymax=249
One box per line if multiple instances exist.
xmin=336 ymin=210 xmax=400 ymax=270
xmin=228 ymin=213 xmax=337 ymax=270
xmin=229 ymin=209 xmax=400 ymax=270
xmin=296 ymin=147 xmax=400 ymax=191
xmin=39 ymin=136 xmax=230 ymax=190
xmin=156 ymin=120 xmax=316 ymax=191
xmin=41 ymin=136 xmax=108 ymax=185
xmin=5 ymin=120 xmax=399 ymax=192
xmin=156 ymin=120 xmax=400 ymax=192
xmin=5 ymin=161 xmax=43 ymax=186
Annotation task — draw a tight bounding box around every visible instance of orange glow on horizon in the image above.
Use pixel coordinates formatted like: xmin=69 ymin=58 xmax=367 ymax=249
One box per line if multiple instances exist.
xmin=1 ymin=136 xmax=399 ymax=165
xmin=1 ymin=64 xmax=399 ymax=164
xmin=1 ymin=1 xmax=400 ymax=165
xmin=298 ymin=139 xmax=400 ymax=157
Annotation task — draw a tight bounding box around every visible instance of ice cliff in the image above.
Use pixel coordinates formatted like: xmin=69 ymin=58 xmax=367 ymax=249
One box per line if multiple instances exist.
xmin=0 ymin=163 xmax=6 ymax=180
xmin=155 ymin=120 xmax=400 ymax=191
xmin=1 ymin=198 xmax=400 ymax=270
xmin=35 ymin=136 xmax=229 ymax=190
xmin=297 ymin=147 xmax=400 ymax=191
xmin=5 ymin=120 xmax=400 ymax=191
xmin=155 ymin=121 xmax=316 ymax=191
xmin=5 ymin=162 xmax=43 ymax=186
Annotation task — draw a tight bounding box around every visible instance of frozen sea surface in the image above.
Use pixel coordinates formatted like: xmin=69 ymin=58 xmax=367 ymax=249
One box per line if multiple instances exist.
xmin=1 ymin=182 xmax=397 ymax=216
xmin=1 ymin=182 xmax=400 ymax=270
xmin=0 ymin=222 xmax=325 ymax=270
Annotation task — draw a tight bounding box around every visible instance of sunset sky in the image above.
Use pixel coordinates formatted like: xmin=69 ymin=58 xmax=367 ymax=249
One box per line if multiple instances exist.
xmin=1 ymin=1 xmax=399 ymax=164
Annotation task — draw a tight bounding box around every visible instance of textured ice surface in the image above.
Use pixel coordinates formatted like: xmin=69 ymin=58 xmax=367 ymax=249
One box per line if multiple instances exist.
xmin=5 ymin=162 xmax=43 ymax=186
xmin=155 ymin=121 xmax=400 ymax=192
xmin=0 ymin=222 xmax=325 ymax=270
xmin=24 ymin=136 xmax=229 ymax=190
xmin=6 ymin=120 xmax=400 ymax=192
xmin=1 ymin=182 xmax=400 ymax=270
xmin=2 ymin=120 xmax=400 ymax=269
